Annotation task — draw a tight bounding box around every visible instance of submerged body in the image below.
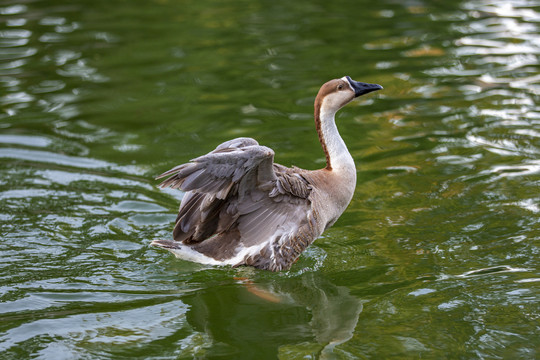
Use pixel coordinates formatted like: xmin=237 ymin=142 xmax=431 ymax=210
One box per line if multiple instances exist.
xmin=151 ymin=76 xmax=382 ymax=271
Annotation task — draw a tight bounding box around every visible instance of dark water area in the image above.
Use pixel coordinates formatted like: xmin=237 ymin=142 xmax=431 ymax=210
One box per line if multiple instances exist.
xmin=1 ymin=0 xmax=539 ymax=358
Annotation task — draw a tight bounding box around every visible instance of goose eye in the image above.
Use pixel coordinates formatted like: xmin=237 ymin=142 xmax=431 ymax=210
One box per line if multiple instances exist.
xmin=337 ymin=84 xmax=344 ymax=90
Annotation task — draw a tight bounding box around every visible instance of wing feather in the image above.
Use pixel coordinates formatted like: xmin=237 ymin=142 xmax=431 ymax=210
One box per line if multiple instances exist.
xmin=156 ymin=137 xmax=315 ymax=270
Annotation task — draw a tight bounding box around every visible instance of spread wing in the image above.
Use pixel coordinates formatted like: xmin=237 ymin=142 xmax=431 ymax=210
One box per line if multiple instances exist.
xmin=156 ymin=137 xmax=316 ymax=270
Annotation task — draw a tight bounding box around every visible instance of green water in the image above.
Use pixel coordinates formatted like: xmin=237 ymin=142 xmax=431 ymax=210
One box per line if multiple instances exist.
xmin=1 ymin=0 xmax=539 ymax=358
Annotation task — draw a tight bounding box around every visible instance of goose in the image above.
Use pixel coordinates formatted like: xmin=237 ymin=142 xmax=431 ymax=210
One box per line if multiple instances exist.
xmin=151 ymin=76 xmax=382 ymax=271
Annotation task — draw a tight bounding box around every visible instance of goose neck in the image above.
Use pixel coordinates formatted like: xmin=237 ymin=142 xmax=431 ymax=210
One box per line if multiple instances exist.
xmin=315 ymin=104 xmax=355 ymax=173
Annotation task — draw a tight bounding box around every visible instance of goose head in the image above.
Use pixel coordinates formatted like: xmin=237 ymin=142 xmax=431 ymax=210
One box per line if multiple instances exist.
xmin=316 ymin=76 xmax=383 ymax=114
xmin=313 ymin=76 xmax=383 ymax=171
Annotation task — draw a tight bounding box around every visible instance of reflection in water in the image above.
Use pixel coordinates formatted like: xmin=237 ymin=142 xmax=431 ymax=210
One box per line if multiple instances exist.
xmin=183 ymin=272 xmax=362 ymax=359
xmin=0 ymin=271 xmax=361 ymax=359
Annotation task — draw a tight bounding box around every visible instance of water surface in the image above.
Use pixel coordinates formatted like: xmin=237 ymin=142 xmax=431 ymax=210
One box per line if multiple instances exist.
xmin=1 ymin=0 xmax=539 ymax=358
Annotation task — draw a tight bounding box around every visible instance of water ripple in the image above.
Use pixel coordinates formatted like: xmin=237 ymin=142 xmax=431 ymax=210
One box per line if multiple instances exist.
xmin=0 ymin=0 xmax=538 ymax=358
xmin=0 ymin=300 xmax=190 ymax=353
xmin=0 ymin=148 xmax=144 ymax=174
xmin=0 ymin=4 xmax=27 ymax=15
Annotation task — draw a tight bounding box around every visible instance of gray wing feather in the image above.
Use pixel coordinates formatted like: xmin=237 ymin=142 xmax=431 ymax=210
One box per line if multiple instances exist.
xmin=157 ymin=137 xmax=314 ymax=268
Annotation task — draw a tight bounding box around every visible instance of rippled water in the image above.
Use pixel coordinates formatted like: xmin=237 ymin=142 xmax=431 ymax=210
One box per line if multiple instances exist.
xmin=1 ymin=0 xmax=539 ymax=358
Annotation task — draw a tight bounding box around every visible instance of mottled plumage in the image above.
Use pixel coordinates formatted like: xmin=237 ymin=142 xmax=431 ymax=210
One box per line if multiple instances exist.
xmin=152 ymin=77 xmax=382 ymax=271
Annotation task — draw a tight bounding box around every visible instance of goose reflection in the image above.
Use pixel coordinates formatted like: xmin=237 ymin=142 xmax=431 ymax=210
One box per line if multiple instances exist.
xmin=181 ymin=271 xmax=362 ymax=358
